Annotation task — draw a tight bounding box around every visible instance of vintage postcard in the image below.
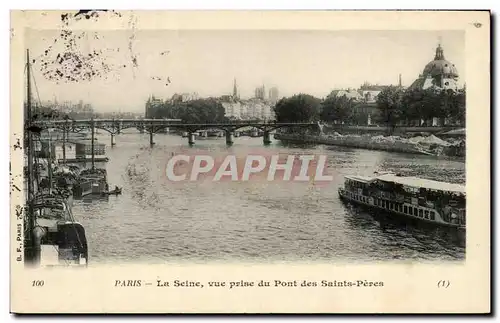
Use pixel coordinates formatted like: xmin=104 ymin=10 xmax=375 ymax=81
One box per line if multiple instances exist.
xmin=10 ymin=10 xmax=490 ymax=313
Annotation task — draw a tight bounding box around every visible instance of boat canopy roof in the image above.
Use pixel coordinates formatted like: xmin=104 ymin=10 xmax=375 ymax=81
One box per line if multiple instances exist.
xmin=345 ymin=174 xmax=465 ymax=194
xmin=345 ymin=175 xmax=373 ymax=183
xmin=375 ymin=174 xmax=465 ymax=194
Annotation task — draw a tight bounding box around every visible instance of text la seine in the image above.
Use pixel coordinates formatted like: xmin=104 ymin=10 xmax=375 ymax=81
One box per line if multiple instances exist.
xmin=115 ymin=280 xmax=384 ymax=288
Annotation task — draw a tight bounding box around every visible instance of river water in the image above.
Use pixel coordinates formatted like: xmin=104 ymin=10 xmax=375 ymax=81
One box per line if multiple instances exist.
xmin=73 ymin=132 xmax=466 ymax=264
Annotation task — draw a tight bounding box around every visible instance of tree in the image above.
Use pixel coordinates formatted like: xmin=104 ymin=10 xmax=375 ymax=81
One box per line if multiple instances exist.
xmin=177 ymin=98 xmax=227 ymax=124
xmin=375 ymin=86 xmax=404 ymax=131
xmin=347 ymin=108 xmax=370 ymax=126
xmin=320 ymin=93 xmax=354 ymax=124
xmin=402 ymin=87 xmax=466 ymax=126
xmin=273 ymin=94 xmax=321 ymax=123
xmin=148 ymin=98 xmax=227 ymax=123
xmin=442 ymin=87 xmax=466 ymax=126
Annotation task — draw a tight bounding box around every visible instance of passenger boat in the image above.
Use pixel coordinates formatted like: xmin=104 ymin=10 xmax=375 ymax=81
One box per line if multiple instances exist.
xmin=338 ymin=172 xmax=465 ymax=230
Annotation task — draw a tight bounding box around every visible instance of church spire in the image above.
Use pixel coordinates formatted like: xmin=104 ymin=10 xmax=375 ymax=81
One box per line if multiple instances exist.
xmin=233 ymin=78 xmax=238 ymax=98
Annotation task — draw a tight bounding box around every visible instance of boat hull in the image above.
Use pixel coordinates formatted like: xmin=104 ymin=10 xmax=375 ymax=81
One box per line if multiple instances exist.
xmin=338 ymin=188 xmax=465 ymax=231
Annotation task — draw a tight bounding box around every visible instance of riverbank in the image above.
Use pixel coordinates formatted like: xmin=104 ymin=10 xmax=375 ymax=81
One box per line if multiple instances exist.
xmin=274 ymin=133 xmax=465 ymax=159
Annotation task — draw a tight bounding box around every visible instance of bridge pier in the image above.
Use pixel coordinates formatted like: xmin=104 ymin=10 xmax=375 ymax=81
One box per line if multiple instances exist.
xmin=263 ymin=130 xmax=272 ymax=145
xmin=225 ymin=130 xmax=234 ymax=146
xmin=188 ymin=132 xmax=196 ymax=146
xmin=149 ymin=131 xmax=155 ymax=146
xmin=110 ymin=133 xmax=116 ymax=146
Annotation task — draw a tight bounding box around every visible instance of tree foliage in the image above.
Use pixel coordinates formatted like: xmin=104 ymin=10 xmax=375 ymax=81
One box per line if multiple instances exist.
xmin=273 ymin=94 xmax=321 ymax=123
xmin=375 ymin=86 xmax=404 ymax=128
xmin=401 ymin=87 xmax=466 ymax=126
xmin=320 ymin=93 xmax=354 ymax=124
xmin=149 ymin=98 xmax=227 ymax=123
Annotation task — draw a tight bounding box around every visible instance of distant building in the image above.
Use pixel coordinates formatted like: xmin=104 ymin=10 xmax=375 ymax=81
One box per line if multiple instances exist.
xmin=329 ymin=82 xmax=398 ymax=126
xmin=72 ymin=139 xmax=106 ymax=159
xmin=268 ymin=87 xmax=279 ymax=104
xmin=221 ymin=98 xmax=275 ymax=121
xmin=254 ymin=85 xmax=266 ymax=100
xmin=52 ymin=141 xmax=76 ymax=161
xmin=410 ymin=44 xmax=459 ymax=91
xmin=144 ymin=95 xmax=164 ymax=118
xmin=330 ymin=89 xmax=363 ymax=101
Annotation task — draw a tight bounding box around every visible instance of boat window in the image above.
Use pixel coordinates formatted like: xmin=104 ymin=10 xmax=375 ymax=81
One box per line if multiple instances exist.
xmin=430 ymin=211 xmax=435 ymax=220
xmin=425 ymin=210 xmax=429 ymax=219
xmin=413 ymin=208 xmax=418 ymax=216
xmin=404 ymin=205 xmax=408 ymax=214
xmin=419 ymin=209 xmax=423 ymax=217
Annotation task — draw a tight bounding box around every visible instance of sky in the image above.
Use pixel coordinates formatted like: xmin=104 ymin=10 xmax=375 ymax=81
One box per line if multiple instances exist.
xmin=25 ymin=28 xmax=465 ymax=113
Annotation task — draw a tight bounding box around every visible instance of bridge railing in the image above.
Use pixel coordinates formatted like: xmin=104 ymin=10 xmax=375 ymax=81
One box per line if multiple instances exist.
xmin=32 ymin=119 xmax=316 ymax=126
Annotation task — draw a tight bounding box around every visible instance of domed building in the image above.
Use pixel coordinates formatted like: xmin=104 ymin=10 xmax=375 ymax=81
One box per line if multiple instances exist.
xmin=410 ymin=44 xmax=459 ymax=91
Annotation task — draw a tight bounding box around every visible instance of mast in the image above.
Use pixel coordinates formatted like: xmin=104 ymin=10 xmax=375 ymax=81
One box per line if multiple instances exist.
xmin=62 ymin=124 xmax=66 ymax=164
xmin=25 ymin=49 xmax=40 ymax=265
xmin=48 ymin=132 xmax=53 ymax=193
xmin=91 ymin=118 xmax=95 ymax=170
xmin=26 ymin=49 xmax=34 ymax=202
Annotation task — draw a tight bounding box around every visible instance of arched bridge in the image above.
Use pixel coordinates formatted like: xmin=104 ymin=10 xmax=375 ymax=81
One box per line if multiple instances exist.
xmin=31 ymin=118 xmax=318 ymax=146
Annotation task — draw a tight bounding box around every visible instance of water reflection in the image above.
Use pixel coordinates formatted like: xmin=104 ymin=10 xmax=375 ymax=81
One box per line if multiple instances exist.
xmin=71 ymin=133 xmax=465 ymax=263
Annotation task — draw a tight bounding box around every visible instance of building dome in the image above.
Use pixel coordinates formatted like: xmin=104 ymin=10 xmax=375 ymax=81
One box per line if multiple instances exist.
xmin=422 ymin=44 xmax=459 ymax=78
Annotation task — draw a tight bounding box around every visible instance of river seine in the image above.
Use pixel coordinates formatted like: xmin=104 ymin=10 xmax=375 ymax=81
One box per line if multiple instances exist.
xmin=73 ymin=132 xmax=465 ymax=264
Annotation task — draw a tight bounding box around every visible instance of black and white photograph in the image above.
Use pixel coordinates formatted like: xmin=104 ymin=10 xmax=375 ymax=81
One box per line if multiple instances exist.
xmin=9 ymin=9 xmax=490 ymax=314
